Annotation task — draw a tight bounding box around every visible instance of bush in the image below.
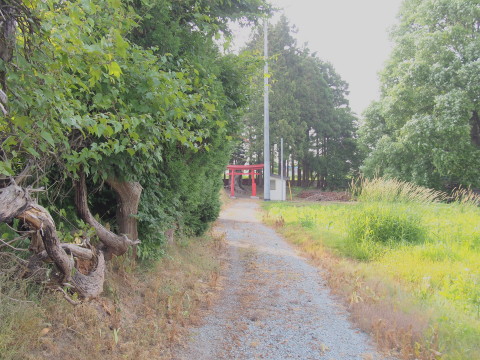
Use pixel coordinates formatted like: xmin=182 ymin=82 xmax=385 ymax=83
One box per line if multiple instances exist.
xmin=346 ymin=205 xmax=426 ymax=260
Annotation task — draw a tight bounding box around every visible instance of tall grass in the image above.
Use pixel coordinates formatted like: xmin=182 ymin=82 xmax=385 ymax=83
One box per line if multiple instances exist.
xmin=450 ymin=186 xmax=480 ymax=206
xmin=263 ymin=178 xmax=480 ymax=359
xmin=0 ymin=255 xmax=45 ymax=360
xmin=350 ymin=177 xmax=446 ymax=204
xmin=351 ymin=176 xmax=480 ymax=206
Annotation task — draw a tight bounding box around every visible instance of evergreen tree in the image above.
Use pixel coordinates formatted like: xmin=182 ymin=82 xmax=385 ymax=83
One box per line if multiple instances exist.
xmin=241 ymin=16 xmax=359 ymax=189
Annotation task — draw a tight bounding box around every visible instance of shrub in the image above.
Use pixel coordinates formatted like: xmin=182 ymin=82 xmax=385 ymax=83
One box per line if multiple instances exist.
xmin=346 ymin=205 xmax=426 ymax=260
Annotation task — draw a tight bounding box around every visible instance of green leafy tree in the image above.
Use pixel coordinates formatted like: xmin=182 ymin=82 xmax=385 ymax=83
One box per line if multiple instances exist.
xmin=360 ymin=0 xmax=480 ymax=188
xmin=0 ymin=0 xmax=270 ymax=297
xmin=127 ymin=0 xmax=270 ymax=254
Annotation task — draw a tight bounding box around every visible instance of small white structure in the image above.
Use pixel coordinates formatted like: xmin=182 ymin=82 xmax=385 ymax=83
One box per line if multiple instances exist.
xmin=269 ymin=175 xmax=287 ymax=201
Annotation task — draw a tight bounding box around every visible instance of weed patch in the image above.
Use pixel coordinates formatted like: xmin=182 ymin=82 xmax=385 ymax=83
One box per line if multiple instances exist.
xmin=346 ymin=205 xmax=426 ymax=260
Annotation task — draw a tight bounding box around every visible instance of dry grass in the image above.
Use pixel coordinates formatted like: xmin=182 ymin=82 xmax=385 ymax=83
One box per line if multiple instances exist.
xmin=0 ymin=229 xmax=226 ymax=360
xmin=220 ymin=188 xmax=234 ymax=208
xmin=351 ymin=176 xmax=480 ymax=207
xmin=450 ymin=186 xmax=480 ymax=206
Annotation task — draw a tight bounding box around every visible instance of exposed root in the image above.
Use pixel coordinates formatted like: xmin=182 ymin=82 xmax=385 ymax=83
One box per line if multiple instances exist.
xmin=0 ymin=183 xmax=106 ymax=299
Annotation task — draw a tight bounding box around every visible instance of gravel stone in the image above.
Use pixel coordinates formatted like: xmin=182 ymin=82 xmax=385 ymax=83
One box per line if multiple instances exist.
xmin=174 ymin=199 xmax=390 ymax=360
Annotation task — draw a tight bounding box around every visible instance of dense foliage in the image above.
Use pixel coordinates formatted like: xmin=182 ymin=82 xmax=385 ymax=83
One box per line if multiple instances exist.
xmin=238 ymin=16 xmax=359 ymax=189
xmin=360 ymin=0 xmax=480 ymax=189
xmin=0 ymin=0 xmax=270 ymax=260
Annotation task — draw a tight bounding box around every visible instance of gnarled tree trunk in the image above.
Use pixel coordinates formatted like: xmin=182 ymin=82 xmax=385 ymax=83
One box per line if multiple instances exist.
xmin=74 ymin=171 xmax=140 ymax=260
xmin=106 ymin=178 xmax=142 ymax=257
xmin=0 ymin=182 xmax=105 ymax=299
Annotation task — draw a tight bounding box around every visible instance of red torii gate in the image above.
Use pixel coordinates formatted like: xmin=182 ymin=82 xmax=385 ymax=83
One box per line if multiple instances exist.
xmin=227 ymin=164 xmax=264 ymax=198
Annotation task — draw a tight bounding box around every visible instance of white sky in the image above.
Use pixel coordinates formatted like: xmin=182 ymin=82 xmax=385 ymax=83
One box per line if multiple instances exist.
xmin=232 ymin=0 xmax=404 ymax=116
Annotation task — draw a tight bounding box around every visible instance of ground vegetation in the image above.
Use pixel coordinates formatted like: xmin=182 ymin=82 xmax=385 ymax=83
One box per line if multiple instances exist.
xmin=264 ymin=178 xmax=480 ymax=359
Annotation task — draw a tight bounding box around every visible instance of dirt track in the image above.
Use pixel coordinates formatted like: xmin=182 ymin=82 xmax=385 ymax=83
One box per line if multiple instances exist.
xmin=174 ymin=199 xmax=387 ymax=360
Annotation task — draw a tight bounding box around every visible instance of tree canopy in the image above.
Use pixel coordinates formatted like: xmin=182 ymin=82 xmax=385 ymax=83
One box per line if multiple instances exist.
xmin=359 ymin=0 xmax=480 ymax=189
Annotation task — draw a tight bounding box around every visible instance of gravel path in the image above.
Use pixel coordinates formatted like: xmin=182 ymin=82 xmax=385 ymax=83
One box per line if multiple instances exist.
xmin=174 ymin=199 xmax=387 ymax=360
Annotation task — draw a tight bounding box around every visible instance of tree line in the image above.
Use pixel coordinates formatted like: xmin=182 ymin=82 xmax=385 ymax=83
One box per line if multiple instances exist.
xmin=236 ymin=0 xmax=479 ymax=192
xmin=234 ymin=16 xmax=359 ymax=189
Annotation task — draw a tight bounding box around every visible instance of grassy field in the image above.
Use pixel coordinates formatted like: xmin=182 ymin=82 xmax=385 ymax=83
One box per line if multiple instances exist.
xmin=263 ymin=179 xmax=480 ymax=360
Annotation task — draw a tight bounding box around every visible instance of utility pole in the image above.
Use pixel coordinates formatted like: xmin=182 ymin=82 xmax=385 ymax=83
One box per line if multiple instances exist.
xmin=280 ymin=138 xmax=284 ymax=201
xmin=263 ymin=18 xmax=270 ymax=201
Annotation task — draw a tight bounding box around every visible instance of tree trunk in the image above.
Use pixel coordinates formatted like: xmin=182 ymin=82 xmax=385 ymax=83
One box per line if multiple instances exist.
xmin=0 ymin=3 xmax=16 ymax=116
xmin=297 ymin=162 xmax=302 ymax=187
xmin=106 ymin=178 xmax=142 ymax=246
xmin=316 ymin=138 xmax=321 ymax=188
xmin=0 ymin=184 xmax=72 ymax=282
xmin=74 ymin=171 xmax=140 ymax=260
xmin=323 ymin=135 xmax=328 ymax=189
xmin=302 ymin=162 xmax=307 ymax=185
xmin=234 ymin=174 xmax=245 ymax=192
xmin=291 ymin=156 xmax=295 ymax=182
xmin=286 ymin=155 xmax=290 ymax=180
xmin=306 ymin=166 xmax=309 ymax=185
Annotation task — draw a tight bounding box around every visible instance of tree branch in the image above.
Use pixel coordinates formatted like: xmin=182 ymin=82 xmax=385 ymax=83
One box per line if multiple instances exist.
xmin=0 ymin=236 xmax=29 ymax=251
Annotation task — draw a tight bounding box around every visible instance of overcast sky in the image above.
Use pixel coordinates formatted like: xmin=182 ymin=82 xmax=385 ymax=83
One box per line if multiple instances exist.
xmin=232 ymin=0 xmax=404 ymax=116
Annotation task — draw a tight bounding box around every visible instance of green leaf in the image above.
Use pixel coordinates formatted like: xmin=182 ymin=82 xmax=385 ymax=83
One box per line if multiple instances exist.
xmin=0 ymin=161 xmax=14 ymax=176
xmin=204 ymin=103 xmax=216 ymax=112
xmin=89 ymin=67 xmax=102 ymax=87
xmin=114 ymin=32 xmax=129 ymax=58
xmin=2 ymin=136 xmax=18 ymax=149
xmin=41 ymin=131 xmax=55 ymax=147
xmin=26 ymin=147 xmax=40 ymax=158
xmin=108 ymin=62 xmax=122 ymax=78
